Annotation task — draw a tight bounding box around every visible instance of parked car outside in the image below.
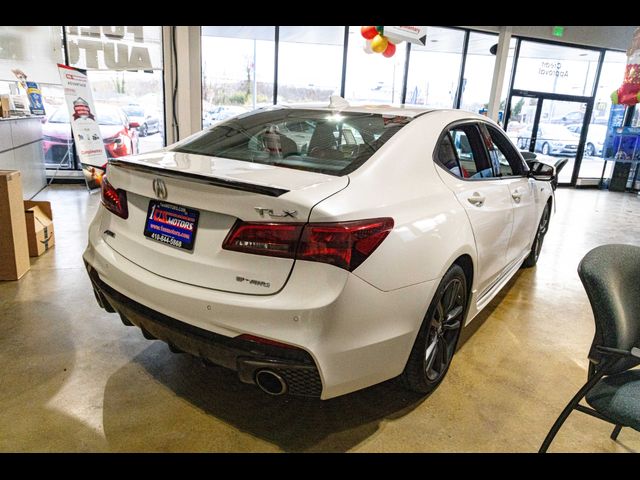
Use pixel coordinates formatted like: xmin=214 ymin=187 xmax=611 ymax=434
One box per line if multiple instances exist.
xmin=516 ymin=123 xmax=580 ymax=156
xmin=122 ymin=104 xmax=160 ymax=137
xmin=566 ymin=123 xmax=607 ymax=157
xmin=203 ymin=105 xmax=249 ymax=128
xmin=43 ymin=104 xmax=139 ymax=167
xmin=506 ymin=121 xmax=528 ymax=147
xmin=549 ymin=111 xmax=585 ymax=125
xmin=85 ymin=105 xmax=554 ymax=400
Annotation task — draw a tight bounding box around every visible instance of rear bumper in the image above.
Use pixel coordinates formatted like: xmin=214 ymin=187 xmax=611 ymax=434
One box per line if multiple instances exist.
xmin=87 ymin=263 xmax=322 ymax=397
xmin=84 ymin=207 xmax=438 ymax=399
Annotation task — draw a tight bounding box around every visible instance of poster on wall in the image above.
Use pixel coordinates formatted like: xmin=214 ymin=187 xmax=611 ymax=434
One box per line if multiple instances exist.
xmin=57 ymin=63 xmax=108 ymax=190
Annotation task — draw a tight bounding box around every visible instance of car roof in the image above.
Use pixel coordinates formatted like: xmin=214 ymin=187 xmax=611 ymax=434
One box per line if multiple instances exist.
xmin=266 ymin=103 xmax=494 ymax=122
xmin=276 ymin=103 xmax=432 ymax=118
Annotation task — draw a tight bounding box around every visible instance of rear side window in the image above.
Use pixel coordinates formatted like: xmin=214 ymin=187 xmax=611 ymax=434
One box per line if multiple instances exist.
xmin=437 ymin=134 xmax=463 ymax=178
xmin=450 ymin=129 xmax=479 ymax=177
xmin=440 ymin=125 xmax=494 ymax=179
xmin=172 ymin=108 xmax=412 ymax=176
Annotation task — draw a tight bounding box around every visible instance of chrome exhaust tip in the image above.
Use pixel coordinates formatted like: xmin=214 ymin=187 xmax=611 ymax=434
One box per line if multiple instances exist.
xmin=255 ymin=370 xmax=288 ymax=396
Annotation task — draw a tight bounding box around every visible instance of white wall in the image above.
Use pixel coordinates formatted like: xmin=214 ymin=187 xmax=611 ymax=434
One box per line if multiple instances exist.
xmin=464 ymin=26 xmax=638 ymax=52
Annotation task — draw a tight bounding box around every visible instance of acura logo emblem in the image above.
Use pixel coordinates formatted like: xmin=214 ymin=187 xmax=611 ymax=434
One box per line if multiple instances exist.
xmin=152 ymin=178 xmax=168 ymax=200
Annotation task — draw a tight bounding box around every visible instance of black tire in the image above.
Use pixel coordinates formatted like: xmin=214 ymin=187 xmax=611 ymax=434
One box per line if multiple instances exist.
xmin=140 ymin=123 xmax=148 ymax=137
xmin=585 ymin=143 xmax=595 ymax=157
xmin=402 ymin=264 xmax=467 ymax=394
xmin=522 ymin=203 xmax=551 ymax=268
xmin=541 ymin=142 xmax=550 ymax=155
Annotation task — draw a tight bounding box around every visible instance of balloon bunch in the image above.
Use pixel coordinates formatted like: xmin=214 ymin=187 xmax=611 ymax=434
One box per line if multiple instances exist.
xmin=361 ymin=26 xmax=398 ymax=58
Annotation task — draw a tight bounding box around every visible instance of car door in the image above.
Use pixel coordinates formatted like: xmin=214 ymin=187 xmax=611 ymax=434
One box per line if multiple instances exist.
xmin=480 ymin=123 xmax=538 ymax=267
xmin=148 ymin=113 xmax=159 ymax=131
xmin=435 ymin=123 xmax=514 ymax=296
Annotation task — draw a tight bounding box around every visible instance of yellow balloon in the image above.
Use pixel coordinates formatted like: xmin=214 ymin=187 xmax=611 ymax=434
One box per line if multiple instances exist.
xmin=371 ymin=35 xmax=388 ymax=53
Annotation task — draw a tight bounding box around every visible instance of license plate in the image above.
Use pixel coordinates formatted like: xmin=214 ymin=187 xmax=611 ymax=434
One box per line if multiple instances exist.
xmin=144 ymin=200 xmax=199 ymax=251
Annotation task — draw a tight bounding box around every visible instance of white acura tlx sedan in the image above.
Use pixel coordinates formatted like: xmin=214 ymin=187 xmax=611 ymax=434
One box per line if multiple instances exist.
xmin=84 ymin=104 xmax=555 ymax=399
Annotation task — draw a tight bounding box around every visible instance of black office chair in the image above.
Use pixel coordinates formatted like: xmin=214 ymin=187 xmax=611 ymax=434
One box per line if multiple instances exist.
xmin=539 ymin=244 xmax=640 ymax=452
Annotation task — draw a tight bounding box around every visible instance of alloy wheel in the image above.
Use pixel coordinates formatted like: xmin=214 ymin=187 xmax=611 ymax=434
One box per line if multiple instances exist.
xmin=585 ymin=143 xmax=595 ymax=157
xmin=424 ymin=278 xmax=465 ymax=383
xmin=542 ymin=143 xmax=550 ymax=155
xmin=534 ymin=206 xmax=550 ymax=261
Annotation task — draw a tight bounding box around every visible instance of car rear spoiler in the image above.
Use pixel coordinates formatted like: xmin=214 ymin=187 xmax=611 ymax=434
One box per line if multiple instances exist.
xmin=108 ymin=159 xmax=289 ymax=197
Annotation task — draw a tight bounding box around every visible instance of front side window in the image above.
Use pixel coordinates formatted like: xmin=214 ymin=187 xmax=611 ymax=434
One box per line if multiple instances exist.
xmin=173 ymin=108 xmax=412 ymax=176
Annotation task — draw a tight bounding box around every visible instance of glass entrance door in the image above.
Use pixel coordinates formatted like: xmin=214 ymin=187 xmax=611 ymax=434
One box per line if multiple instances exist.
xmin=536 ymin=98 xmax=588 ymax=184
xmin=505 ymin=95 xmax=539 ymax=152
xmin=506 ymin=91 xmax=591 ymax=186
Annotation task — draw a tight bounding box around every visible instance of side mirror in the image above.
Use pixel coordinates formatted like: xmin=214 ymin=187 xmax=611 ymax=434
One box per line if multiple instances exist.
xmin=129 ymin=121 xmax=140 ymax=129
xmin=528 ymin=160 xmax=556 ymax=184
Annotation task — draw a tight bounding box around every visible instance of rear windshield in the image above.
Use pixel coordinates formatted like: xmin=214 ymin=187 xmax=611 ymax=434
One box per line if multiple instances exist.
xmin=172 ymin=108 xmax=412 ymax=175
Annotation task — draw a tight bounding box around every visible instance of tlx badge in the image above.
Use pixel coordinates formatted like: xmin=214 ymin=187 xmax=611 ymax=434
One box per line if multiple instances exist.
xmin=254 ymin=207 xmax=297 ymax=218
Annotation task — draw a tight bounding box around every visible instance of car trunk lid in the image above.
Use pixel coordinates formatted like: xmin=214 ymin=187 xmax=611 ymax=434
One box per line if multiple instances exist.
xmin=100 ymin=151 xmax=348 ymax=295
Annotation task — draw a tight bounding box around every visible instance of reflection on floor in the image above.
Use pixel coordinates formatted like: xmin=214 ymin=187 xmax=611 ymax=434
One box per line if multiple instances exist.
xmin=1 ymin=184 xmax=639 ymax=452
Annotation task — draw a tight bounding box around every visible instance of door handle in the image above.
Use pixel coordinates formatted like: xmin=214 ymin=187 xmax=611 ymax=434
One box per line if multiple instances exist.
xmin=467 ymin=193 xmax=485 ymax=207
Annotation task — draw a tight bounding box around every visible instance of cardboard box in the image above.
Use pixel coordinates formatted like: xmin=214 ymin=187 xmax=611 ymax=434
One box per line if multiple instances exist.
xmin=24 ymin=200 xmax=54 ymax=257
xmin=0 ymin=170 xmax=30 ymax=280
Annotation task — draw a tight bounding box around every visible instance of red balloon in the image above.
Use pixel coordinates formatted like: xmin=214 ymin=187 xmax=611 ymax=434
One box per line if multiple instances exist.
xmin=383 ymin=41 xmax=396 ymax=58
xmin=361 ymin=26 xmax=377 ymax=40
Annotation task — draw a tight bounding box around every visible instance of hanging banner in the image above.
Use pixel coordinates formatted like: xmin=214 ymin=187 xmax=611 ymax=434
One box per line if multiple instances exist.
xmin=57 ymin=63 xmax=108 ymax=189
xmin=383 ymin=26 xmax=427 ymax=46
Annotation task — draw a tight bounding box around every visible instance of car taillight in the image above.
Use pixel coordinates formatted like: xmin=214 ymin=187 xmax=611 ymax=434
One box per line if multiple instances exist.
xmin=222 ymin=223 xmax=303 ymax=258
xmin=222 ymin=218 xmax=393 ymax=271
xmin=101 ymin=176 xmax=128 ymax=219
xmin=298 ymin=218 xmax=394 ymax=271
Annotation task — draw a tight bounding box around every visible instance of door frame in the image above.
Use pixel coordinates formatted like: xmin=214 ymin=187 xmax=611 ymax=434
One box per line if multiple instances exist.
xmin=504 ymin=89 xmax=595 ymax=187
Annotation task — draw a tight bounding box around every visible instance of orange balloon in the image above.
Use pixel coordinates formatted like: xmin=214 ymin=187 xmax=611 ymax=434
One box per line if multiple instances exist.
xmin=371 ymin=35 xmax=388 ymax=53
xmin=360 ymin=26 xmax=377 ymax=40
xmin=383 ymin=41 xmax=396 ymax=58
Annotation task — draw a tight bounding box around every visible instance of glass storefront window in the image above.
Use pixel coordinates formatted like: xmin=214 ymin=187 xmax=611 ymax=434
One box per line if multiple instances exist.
xmin=344 ymin=26 xmax=406 ymax=104
xmin=459 ymin=31 xmax=498 ymax=114
xmin=577 ymin=50 xmax=627 ymax=180
xmin=86 ymin=69 xmax=165 ymax=153
xmin=513 ymin=40 xmax=599 ymax=96
xmin=404 ymin=27 xmax=464 ymax=108
xmin=0 ymin=26 xmax=64 ymax=85
xmin=201 ymin=26 xmax=275 ymax=127
xmin=60 ymin=26 xmax=165 ymax=162
xmin=40 ymin=83 xmax=73 ymax=169
xmin=277 ymin=26 xmax=344 ymax=104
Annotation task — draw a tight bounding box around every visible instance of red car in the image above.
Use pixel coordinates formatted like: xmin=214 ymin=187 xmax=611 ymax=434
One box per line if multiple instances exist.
xmin=43 ymin=104 xmax=139 ymax=168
